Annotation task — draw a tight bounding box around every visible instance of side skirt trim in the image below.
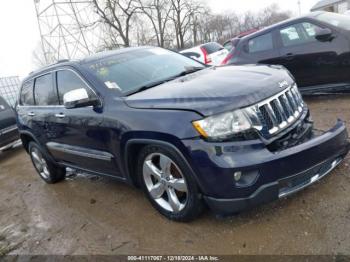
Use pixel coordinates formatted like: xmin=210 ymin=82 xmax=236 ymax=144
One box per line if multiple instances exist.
xmin=46 ymin=142 xmax=114 ymax=161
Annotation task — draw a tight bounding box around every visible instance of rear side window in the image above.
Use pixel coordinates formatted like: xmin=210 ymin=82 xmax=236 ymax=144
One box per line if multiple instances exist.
xmin=56 ymin=70 xmax=92 ymax=104
xmin=201 ymin=42 xmax=224 ymax=54
xmin=34 ymin=74 xmax=59 ymax=106
xmin=248 ymin=33 xmax=273 ymax=53
xmin=20 ymin=80 xmax=34 ymax=106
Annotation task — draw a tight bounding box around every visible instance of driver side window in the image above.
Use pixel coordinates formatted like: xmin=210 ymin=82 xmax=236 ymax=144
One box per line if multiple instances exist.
xmin=279 ymin=22 xmax=323 ymax=47
xmin=56 ymin=70 xmax=93 ymax=105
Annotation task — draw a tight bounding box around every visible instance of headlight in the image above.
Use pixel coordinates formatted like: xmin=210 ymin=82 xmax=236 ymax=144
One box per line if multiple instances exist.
xmin=192 ymin=109 xmax=252 ymax=140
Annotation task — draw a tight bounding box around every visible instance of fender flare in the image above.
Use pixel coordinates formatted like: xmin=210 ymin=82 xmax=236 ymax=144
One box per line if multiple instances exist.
xmin=19 ymin=131 xmax=57 ymax=164
xmin=124 ymin=138 xmax=205 ymax=193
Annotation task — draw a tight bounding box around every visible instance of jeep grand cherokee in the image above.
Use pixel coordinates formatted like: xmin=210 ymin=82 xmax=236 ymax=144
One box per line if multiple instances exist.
xmin=16 ymin=47 xmax=349 ymax=221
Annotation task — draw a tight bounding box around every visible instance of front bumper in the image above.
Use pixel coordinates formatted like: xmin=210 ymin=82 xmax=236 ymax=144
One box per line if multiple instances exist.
xmin=182 ymin=120 xmax=349 ymax=215
xmin=204 ymin=156 xmax=343 ymax=215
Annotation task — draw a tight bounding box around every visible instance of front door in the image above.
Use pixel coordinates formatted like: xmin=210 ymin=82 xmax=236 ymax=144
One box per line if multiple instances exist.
xmin=45 ymin=69 xmax=121 ymax=177
xmin=274 ymin=21 xmax=349 ymax=88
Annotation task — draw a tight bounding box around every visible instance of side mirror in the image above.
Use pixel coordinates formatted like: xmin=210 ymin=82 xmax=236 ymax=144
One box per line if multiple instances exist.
xmin=315 ymin=28 xmax=333 ymax=42
xmin=63 ymin=88 xmax=100 ymax=109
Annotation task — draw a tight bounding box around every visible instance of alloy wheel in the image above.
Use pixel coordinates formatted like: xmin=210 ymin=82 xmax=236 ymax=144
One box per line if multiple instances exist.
xmin=31 ymin=147 xmax=50 ymax=180
xmin=143 ymin=153 xmax=188 ymax=213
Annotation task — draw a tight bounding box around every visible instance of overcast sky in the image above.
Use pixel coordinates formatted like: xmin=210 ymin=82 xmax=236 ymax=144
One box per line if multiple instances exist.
xmin=0 ymin=0 xmax=317 ymax=78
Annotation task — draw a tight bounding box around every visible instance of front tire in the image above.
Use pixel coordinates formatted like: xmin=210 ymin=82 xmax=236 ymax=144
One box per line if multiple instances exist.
xmin=138 ymin=145 xmax=204 ymax=222
xmin=29 ymin=142 xmax=66 ymax=184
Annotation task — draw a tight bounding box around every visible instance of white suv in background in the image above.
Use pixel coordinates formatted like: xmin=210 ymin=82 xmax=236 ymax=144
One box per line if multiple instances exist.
xmin=180 ymin=42 xmax=229 ymax=66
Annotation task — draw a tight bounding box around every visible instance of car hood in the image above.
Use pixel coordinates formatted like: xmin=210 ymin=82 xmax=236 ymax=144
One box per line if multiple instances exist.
xmin=124 ymin=65 xmax=294 ymax=116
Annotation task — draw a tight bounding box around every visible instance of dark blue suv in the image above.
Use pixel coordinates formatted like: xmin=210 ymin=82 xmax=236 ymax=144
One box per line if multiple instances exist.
xmin=16 ymin=47 xmax=349 ymax=221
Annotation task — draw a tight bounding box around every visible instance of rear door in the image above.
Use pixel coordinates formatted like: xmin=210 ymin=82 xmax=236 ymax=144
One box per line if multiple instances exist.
xmin=234 ymin=32 xmax=281 ymax=65
xmin=30 ymin=73 xmax=62 ymax=149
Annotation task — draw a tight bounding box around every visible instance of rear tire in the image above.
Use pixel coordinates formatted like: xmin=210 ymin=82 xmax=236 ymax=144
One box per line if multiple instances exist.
xmin=137 ymin=145 xmax=204 ymax=222
xmin=28 ymin=142 xmax=66 ymax=184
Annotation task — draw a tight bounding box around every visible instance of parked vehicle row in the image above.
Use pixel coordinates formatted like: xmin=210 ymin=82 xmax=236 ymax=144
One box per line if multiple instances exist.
xmin=16 ymin=46 xmax=350 ymax=221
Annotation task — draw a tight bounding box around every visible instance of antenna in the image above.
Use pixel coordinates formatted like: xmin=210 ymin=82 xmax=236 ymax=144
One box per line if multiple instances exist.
xmin=298 ymin=0 xmax=302 ymax=15
xmin=33 ymin=0 xmax=104 ymax=65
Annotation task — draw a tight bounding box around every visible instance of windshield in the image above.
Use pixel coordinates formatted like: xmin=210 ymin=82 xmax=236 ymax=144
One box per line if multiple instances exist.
xmin=315 ymin=12 xmax=350 ymax=30
xmin=84 ymin=48 xmax=205 ymax=95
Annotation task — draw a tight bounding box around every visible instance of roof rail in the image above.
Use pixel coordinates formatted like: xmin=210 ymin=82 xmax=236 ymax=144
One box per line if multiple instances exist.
xmin=28 ymin=59 xmax=70 ymax=76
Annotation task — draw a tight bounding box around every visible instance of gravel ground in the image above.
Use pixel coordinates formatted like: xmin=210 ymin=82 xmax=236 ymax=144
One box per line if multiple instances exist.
xmin=1 ymin=95 xmax=350 ymax=255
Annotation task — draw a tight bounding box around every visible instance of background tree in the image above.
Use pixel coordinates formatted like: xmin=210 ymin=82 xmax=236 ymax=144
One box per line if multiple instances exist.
xmin=170 ymin=0 xmax=205 ymax=49
xmin=92 ymin=0 xmax=139 ymax=47
xmin=138 ymin=0 xmax=172 ymax=47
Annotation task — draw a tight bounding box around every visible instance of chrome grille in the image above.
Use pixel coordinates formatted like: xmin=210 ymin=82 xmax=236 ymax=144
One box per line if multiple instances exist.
xmin=244 ymin=84 xmax=305 ymax=137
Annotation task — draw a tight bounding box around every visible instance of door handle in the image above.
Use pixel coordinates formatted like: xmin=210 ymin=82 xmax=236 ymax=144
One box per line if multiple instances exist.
xmin=27 ymin=112 xmax=35 ymax=117
xmin=55 ymin=113 xmax=66 ymax=118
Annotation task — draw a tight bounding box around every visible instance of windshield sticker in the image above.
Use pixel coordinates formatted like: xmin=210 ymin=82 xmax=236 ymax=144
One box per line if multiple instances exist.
xmin=105 ymin=81 xmax=121 ymax=90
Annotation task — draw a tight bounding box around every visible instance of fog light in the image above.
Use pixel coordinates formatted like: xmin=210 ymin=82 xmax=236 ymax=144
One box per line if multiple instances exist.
xmin=234 ymin=171 xmax=242 ymax=181
xmin=234 ymin=170 xmax=260 ymax=187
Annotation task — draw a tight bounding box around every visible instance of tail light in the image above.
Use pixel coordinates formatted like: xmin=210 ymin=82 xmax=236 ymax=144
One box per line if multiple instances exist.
xmin=221 ymin=52 xmax=234 ymax=65
xmin=200 ymin=47 xmax=212 ymax=64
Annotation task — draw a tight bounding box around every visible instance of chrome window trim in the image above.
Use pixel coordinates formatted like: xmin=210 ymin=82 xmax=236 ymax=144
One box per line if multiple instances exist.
xmin=18 ymin=67 xmax=101 ymax=108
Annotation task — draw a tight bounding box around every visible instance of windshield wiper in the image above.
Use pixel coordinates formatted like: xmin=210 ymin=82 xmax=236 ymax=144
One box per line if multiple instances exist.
xmin=127 ymin=66 xmax=205 ymax=96
xmin=175 ymin=66 xmax=205 ymax=77
xmin=128 ymin=79 xmax=171 ymax=95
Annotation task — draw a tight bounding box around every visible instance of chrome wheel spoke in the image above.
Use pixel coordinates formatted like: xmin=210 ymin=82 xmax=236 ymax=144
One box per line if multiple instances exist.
xmin=159 ymin=155 xmax=171 ymax=175
xmin=32 ymin=151 xmax=43 ymax=171
xmin=41 ymin=161 xmax=50 ymax=178
xmin=149 ymin=183 xmax=165 ymax=199
xmin=31 ymin=148 xmax=50 ymax=179
xmin=166 ymin=188 xmax=182 ymax=212
xmin=143 ymin=160 xmax=162 ymax=181
xmin=143 ymin=152 xmax=188 ymax=213
xmin=32 ymin=152 xmax=42 ymax=164
xmin=169 ymin=178 xmax=187 ymax=192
